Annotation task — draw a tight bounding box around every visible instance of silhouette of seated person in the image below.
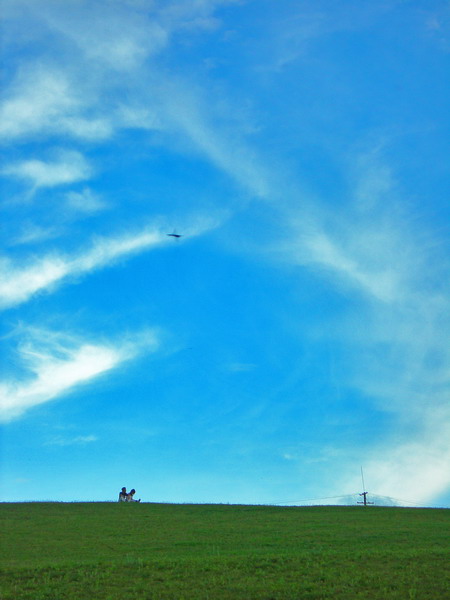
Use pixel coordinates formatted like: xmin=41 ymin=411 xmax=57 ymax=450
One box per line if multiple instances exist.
xmin=118 ymin=487 xmax=128 ymax=502
xmin=126 ymin=488 xmax=140 ymax=502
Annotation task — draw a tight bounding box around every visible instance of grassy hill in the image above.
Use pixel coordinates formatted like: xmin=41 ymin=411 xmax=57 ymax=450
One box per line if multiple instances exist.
xmin=1 ymin=502 xmax=448 ymax=599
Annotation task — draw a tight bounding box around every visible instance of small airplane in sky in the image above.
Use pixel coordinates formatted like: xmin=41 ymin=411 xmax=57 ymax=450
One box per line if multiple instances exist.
xmin=167 ymin=232 xmax=183 ymax=238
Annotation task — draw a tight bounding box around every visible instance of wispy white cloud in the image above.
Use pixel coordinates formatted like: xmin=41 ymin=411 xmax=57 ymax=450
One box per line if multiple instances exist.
xmin=0 ymin=327 xmax=158 ymax=423
xmin=0 ymin=66 xmax=112 ymax=142
xmin=0 ymin=216 xmax=223 ymax=310
xmin=0 ymin=228 xmax=161 ymax=309
xmin=64 ymin=188 xmax=108 ymax=214
xmin=242 ymin=0 xmax=408 ymax=73
xmin=2 ymin=150 xmax=93 ymax=189
xmin=1 ymin=0 xmax=271 ymax=208
xmin=11 ymin=223 xmax=61 ymax=246
xmin=300 ymin=227 xmax=401 ymax=302
xmin=41 ymin=2 xmax=169 ymax=70
xmin=0 ymin=0 xmax=235 ymax=145
xmin=155 ymin=76 xmax=272 ymax=199
xmin=44 ymin=434 xmax=98 ymax=446
xmin=0 ymin=255 xmax=69 ymax=309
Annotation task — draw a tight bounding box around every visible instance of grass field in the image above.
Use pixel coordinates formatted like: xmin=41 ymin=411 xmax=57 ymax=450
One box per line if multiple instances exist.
xmin=0 ymin=503 xmax=449 ymax=599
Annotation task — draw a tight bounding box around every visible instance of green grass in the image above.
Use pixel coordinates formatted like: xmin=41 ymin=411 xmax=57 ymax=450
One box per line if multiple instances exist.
xmin=1 ymin=503 xmax=449 ymax=599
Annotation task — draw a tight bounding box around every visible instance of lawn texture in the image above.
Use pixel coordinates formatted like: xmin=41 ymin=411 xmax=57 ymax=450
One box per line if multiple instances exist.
xmin=1 ymin=503 xmax=449 ymax=599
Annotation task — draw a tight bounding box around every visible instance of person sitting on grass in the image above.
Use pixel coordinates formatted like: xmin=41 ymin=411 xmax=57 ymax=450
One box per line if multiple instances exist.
xmin=118 ymin=487 xmax=128 ymax=502
xmin=127 ymin=489 xmax=141 ymax=502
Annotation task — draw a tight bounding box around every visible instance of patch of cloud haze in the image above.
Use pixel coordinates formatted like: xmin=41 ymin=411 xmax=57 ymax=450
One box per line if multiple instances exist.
xmin=338 ymin=414 xmax=450 ymax=506
xmin=44 ymin=434 xmax=98 ymax=446
xmin=352 ymin=149 xmax=395 ymax=212
xmin=300 ymin=228 xmax=401 ymax=303
xmin=11 ymin=223 xmax=61 ymax=246
xmin=277 ymin=159 xmax=423 ymax=305
xmin=251 ymin=0 xmax=409 ymax=73
xmin=40 ymin=1 xmax=169 ymax=71
xmin=226 ymin=363 xmax=257 ymax=373
xmin=0 ymin=66 xmax=112 ymax=142
xmin=0 ymin=327 xmax=159 ymax=423
xmin=156 ymin=77 xmax=272 ymax=199
xmin=64 ymin=188 xmax=108 ymax=214
xmin=2 ymin=150 xmax=93 ymax=189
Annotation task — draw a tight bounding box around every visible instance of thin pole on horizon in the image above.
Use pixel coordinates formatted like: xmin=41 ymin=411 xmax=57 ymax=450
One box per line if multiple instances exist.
xmin=358 ymin=466 xmax=373 ymax=506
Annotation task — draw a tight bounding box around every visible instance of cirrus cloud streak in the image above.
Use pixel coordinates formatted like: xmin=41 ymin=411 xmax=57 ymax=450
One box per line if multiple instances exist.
xmin=0 ymin=327 xmax=159 ymax=423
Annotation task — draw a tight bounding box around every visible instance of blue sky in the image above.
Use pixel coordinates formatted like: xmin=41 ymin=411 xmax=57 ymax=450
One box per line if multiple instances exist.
xmin=1 ymin=0 xmax=449 ymax=507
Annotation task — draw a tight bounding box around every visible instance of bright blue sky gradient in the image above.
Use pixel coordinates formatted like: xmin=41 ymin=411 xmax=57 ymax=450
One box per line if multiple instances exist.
xmin=1 ymin=0 xmax=449 ymax=507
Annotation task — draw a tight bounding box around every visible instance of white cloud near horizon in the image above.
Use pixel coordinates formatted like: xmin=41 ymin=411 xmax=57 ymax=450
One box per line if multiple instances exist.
xmin=0 ymin=327 xmax=159 ymax=423
xmin=338 ymin=413 xmax=450 ymax=506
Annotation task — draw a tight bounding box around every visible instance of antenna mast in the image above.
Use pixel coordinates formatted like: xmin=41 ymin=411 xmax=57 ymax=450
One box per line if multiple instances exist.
xmin=357 ymin=466 xmax=374 ymax=506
